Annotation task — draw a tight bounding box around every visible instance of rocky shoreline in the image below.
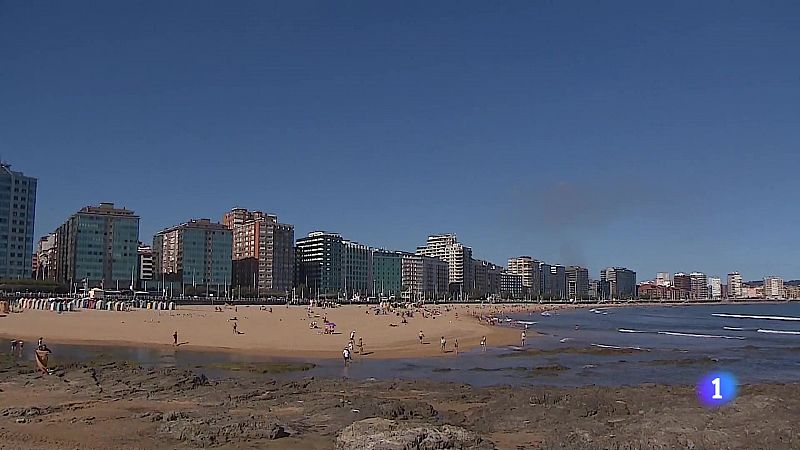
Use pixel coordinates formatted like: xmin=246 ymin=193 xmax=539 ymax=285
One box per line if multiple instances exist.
xmin=0 ymin=354 xmax=798 ymax=449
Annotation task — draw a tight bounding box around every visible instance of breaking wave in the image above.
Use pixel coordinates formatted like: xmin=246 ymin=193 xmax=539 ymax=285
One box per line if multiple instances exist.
xmin=712 ymin=313 xmax=800 ymax=322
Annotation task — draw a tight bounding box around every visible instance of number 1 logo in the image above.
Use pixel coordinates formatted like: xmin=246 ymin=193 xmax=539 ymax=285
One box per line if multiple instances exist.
xmin=711 ymin=377 xmax=722 ymax=399
xmin=698 ymin=372 xmax=737 ymax=407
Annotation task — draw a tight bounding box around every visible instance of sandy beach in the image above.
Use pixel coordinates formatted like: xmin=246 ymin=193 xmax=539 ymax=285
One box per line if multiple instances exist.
xmin=0 ymin=303 xmax=573 ymax=359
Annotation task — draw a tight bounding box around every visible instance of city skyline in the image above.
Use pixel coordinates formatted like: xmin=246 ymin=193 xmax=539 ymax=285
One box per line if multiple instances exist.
xmin=5 ymin=2 xmax=800 ymax=279
xmin=29 ymin=192 xmax=797 ymax=288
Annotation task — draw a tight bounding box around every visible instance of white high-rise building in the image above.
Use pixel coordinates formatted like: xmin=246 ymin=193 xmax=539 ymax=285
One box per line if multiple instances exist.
xmin=727 ymin=272 xmax=743 ymax=298
xmin=507 ymin=256 xmax=541 ymax=297
xmin=689 ymin=272 xmax=708 ymax=299
xmin=709 ymin=277 xmax=722 ymax=299
xmin=764 ymin=276 xmax=784 ymax=299
xmin=656 ymin=272 xmax=670 ymax=287
xmin=416 ymin=234 xmax=473 ymax=296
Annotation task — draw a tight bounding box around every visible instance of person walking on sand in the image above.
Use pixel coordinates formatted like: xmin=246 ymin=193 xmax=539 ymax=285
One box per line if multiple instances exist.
xmin=233 ymin=322 xmax=238 ymax=334
xmin=521 ymin=330 xmax=526 ymax=347
xmin=350 ymin=330 xmax=356 ymax=342
xmin=10 ymin=340 xmax=16 ymax=355
xmin=348 ymin=340 xmax=354 ymax=356
xmin=358 ymin=337 xmax=363 ymax=354
xmin=480 ymin=336 xmax=487 ymax=351
xmin=440 ymin=336 xmax=446 ymax=353
xmin=418 ymin=330 xmax=424 ymax=344
xmin=454 ymin=339 xmax=459 ymax=355
xmin=173 ymin=331 xmax=178 ymax=346
xmin=38 ymin=337 xmax=43 ymax=348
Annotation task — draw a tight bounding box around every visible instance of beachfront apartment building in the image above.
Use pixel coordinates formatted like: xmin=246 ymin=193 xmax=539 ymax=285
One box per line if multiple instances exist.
xmin=507 ymin=256 xmax=541 ymax=297
xmin=416 ymin=234 xmax=473 ymax=296
xmin=689 ymin=272 xmax=708 ymax=299
xmin=673 ymin=272 xmax=692 ymax=299
xmin=727 ymin=272 xmax=743 ymax=298
xmin=472 ymin=259 xmax=502 ymax=298
xmin=600 ymin=267 xmax=637 ymax=300
xmin=295 ymin=231 xmax=344 ymax=297
xmin=764 ymin=276 xmax=784 ymax=299
xmin=152 ymin=219 xmax=232 ymax=292
xmin=138 ymin=244 xmax=154 ymax=281
xmin=566 ymin=266 xmax=589 ymax=300
xmin=343 ymin=240 xmax=371 ymax=296
xmin=223 ymin=208 xmax=294 ymax=295
xmin=34 ymin=233 xmax=56 ymax=280
xmin=500 ymin=271 xmax=523 ymax=299
xmin=538 ymin=261 xmax=553 ymax=299
xmin=709 ymin=276 xmax=722 ymax=299
xmin=372 ymin=250 xmax=402 ymax=298
xmin=297 ymin=232 xmax=429 ymax=299
xmin=550 ymin=264 xmax=566 ymax=300
xmin=400 ymin=253 xmax=448 ymax=300
xmin=52 ymin=202 xmax=140 ymax=290
xmin=0 ymin=163 xmax=37 ymax=279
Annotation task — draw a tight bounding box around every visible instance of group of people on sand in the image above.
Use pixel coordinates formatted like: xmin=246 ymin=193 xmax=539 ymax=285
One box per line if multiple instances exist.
xmin=342 ymin=329 xmax=364 ymax=365
xmin=417 ymin=330 xmax=488 ymax=355
xmin=10 ymin=337 xmax=52 ymax=374
xmin=9 ymin=337 xmax=50 ymax=356
xmin=9 ymin=339 xmax=24 ymax=357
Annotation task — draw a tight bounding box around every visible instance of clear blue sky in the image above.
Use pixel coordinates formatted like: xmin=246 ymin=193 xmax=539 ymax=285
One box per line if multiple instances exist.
xmin=2 ymin=1 xmax=799 ymax=281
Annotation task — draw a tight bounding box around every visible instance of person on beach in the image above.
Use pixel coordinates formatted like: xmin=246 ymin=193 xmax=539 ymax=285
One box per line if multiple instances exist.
xmin=348 ymin=340 xmax=354 ymax=355
xmin=173 ymin=331 xmax=178 ymax=346
xmin=233 ymin=322 xmax=238 ymax=334
xmin=419 ymin=331 xmax=424 ymax=344
xmin=38 ymin=337 xmax=43 ymax=348
xmin=440 ymin=336 xmax=446 ymax=353
xmin=454 ymin=339 xmax=459 ymax=355
xmin=521 ymin=330 xmax=526 ymax=347
xmin=480 ymin=336 xmax=486 ymax=351
xmin=17 ymin=340 xmax=23 ymax=357
xmin=35 ymin=344 xmax=51 ymax=375
xmin=342 ymin=347 xmax=350 ymax=366
xmin=350 ymin=330 xmax=356 ymax=342
xmin=10 ymin=340 xmax=17 ymax=355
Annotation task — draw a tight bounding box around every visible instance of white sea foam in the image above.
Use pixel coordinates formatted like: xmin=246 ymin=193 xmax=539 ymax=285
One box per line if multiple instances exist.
xmin=712 ymin=313 xmax=800 ymax=321
xmin=618 ymin=328 xmax=650 ymax=333
xmin=723 ymin=326 xmax=745 ymax=331
xmin=591 ymin=343 xmax=647 ymax=351
xmin=658 ymin=331 xmax=746 ymax=340
xmin=757 ymin=329 xmax=800 ymax=335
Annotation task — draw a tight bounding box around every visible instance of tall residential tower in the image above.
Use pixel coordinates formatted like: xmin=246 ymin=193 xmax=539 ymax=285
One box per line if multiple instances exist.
xmin=416 ymin=234 xmax=473 ymax=295
xmin=223 ymin=208 xmax=294 ymax=295
xmin=0 ymin=163 xmax=37 ymax=279
xmin=53 ymin=203 xmax=139 ymax=289
xmin=152 ymin=219 xmax=232 ymax=291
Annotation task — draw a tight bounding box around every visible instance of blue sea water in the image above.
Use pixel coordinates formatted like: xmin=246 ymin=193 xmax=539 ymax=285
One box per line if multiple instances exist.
xmin=14 ymin=303 xmax=800 ymax=387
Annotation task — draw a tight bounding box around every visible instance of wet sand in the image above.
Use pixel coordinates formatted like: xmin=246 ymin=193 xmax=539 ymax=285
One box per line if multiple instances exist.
xmin=0 ymin=354 xmax=796 ymax=449
xmin=0 ymin=303 xmax=561 ymax=359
